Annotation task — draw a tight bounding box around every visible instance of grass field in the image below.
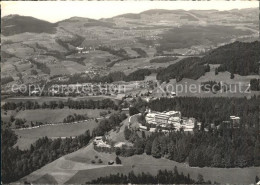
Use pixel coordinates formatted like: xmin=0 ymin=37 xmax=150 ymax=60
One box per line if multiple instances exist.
xmin=2 ymin=95 xmax=120 ymax=104
xmin=110 ymin=55 xmax=187 ymax=76
xmin=21 ymin=143 xmax=260 ymax=184
xmin=14 ymin=108 xmax=109 ymax=123
xmin=14 ymin=120 xmax=98 ymax=150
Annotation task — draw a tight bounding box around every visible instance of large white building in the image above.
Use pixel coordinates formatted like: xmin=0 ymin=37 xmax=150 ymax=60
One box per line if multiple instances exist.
xmin=145 ymin=109 xmax=181 ymax=125
xmin=145 ymin=109 xmax=195 ymax=132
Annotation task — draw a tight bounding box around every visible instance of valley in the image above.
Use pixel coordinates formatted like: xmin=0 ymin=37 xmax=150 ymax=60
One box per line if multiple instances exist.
xmin=1 ymin=3 xmax=260 ymax=185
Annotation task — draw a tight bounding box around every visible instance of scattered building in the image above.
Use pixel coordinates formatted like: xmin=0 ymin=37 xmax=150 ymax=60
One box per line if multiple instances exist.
xmin=121 ymin=107 xmax=129 ymax=115
xmin=93 ymin=136 xmax=110 ymax=147
xmin=230 ymin=116 xmax=240 ymax=128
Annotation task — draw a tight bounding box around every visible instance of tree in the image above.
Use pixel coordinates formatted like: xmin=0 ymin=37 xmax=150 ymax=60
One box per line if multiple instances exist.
xmin=215 ymin=68 xmax=218 ymax=75
xmin=197 ymin=174 xmax=204 ymax=184
xmin=151 ymin=137 xmax=161 ymax=158
xmin=31 ymin=69 xmax=38 ymax=75
xmin=10 ymin=115 xmax=15 ymax=122
xmin=145 ymin=140 xmax=153 ymax=155
xmin=141 ymin=131 xmax=146 ymax=139
xmin=115 ymin=147 xmax=121 ymax=156
xmin=115 ymin=156 xmax=122 ymax=164
xmin=230 ymin=73 xmax=234 ymax=79
xmin=100 ymin=111 xmax=108 ymax=117
xmin=254 ymin=139 xmax=260 ymax=166
xmin=205 ymin=64 xmax=210 ymax=72
xmin=129 ymin=107 xmax=140 ymax=116
xmin=133 ymin=138 xmax=145 ymax=155
xmin=124 ymin=127 xmax=132 ymax=140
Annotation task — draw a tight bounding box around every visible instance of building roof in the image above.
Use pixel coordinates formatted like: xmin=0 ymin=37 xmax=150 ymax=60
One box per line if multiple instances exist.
xmin=155 ymin=114 xmax=170 ymax=120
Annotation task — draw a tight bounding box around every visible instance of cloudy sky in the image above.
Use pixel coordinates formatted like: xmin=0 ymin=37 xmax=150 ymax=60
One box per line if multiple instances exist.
xmin=2 ymin=1 xmax=259 ymax=23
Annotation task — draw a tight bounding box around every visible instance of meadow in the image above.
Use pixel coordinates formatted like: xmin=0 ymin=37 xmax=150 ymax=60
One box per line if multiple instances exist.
xmin=21 ymin=143 xmax=260 ymax=184
xmin=15 ymin=108 xmax=108 ymax=123
xmin=14 ymin=120 xmax=98 ymax=150
xmin=2 ymin=95 xmax=120 ymax=104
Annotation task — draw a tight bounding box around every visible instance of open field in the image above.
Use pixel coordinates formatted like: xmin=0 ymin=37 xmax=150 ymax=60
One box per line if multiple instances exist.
xmin=21 ymin=143 xmax=260 ymax=184
xmin=2 ymin=95 xmax=120 ymax=104
xmin=197 ymin=67 xmax=259 ymax=84
xmin=14 ymin=120 xmax=98 ymax=150
xmin=14 ymin=108 xmax=110 ymax=123
xmin=110 ymin=55 xmax=187 ymax=75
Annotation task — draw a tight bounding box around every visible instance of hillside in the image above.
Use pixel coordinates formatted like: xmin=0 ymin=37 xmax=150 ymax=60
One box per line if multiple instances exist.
xmin=114 ymin=13 xmax=141 ymax=19
xmin=157 ymin=25 xmax=253 ymax=51
xmin=1 ymin=8 xmax=258 ymax=86
xmin=58 ymin=17 xmax=115 ymax=28
xmin=202 ymin=41 xmax=260 ymax=75
xmin=157 ymin=41 xmax=260 ymax=82
xmin=2 ymin=15 xmax=57 ymax=36
xmin=157 ymin=57 xmax=206 ymax=82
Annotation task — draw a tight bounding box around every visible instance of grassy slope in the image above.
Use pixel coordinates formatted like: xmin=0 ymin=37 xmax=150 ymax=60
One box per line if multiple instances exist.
xmin=21 ymin=143 xmax=260 ymax=184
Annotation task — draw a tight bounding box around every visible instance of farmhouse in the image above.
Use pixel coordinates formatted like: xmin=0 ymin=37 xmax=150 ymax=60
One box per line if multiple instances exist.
xmin=93 ymin=136 xmax=111 ymax=148
xmin=121 ymin=107 xmax=129 ymax=115
xmin=230 ymin=116 xmax=240 ymax=128
xmin=93 ymin=136 xmax=103 ymax=145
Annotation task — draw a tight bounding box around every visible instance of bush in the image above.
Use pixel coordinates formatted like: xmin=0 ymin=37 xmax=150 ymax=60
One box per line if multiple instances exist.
xmin=95 ymin=155 xmax=98 ymax=159
xmin=91 ymin=160 xmax=96 ymax=164
xmin=115 ymin=147 xmax=121 ymax=156
xmin=115 ymin=156 xmax=122 ymax=164
xmin=98 ymin=159 xmax=103 ymax=164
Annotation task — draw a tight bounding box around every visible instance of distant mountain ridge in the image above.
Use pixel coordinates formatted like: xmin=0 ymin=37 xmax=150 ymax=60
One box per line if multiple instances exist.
xmin=2 ymin=7 xmax=258 ymax=31
xmin=2 ymin=15 xmax=57 ymax=36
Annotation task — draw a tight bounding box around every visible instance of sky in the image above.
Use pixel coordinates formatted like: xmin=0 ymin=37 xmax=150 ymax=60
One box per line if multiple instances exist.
xmin=1 ymin=1 xmax=259 ymax=23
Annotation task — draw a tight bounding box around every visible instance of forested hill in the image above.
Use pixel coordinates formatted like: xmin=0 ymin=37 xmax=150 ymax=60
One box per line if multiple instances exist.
xmin=157 ymin=41 xmax=260 ymax=82
xmin=202 ymin=41 xmax=260 ymax=75
xmin=157 ymin=57 xmax=206 ymax=82
xmin=2 ymin=15 xmax=57 ymax=36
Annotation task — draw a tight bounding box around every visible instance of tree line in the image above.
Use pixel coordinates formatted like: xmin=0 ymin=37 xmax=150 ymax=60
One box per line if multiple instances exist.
xmin=92 ymin=112 xmax=127 ymax=137
xmin=63 ymin=113 xmax=88 ymax=123
xmin=87 ymin=167 xmax=212 ymax=184
xmin=2 ymin=98 xmax=118 ymax=111
xmin=121 ymin=125 xmax=260 ymax=168
xmin=156 ymin=57 xmax=207 ymax=82
xmin=150 ymin=56 xmax=178 ymax=63
xmin=1 ymin=76 xmax=14 ymax=85
xmin=131 ymin=47 xmax=148 ymax=57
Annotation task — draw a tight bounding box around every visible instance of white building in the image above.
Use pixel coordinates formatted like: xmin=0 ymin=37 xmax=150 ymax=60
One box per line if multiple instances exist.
xmin=145 ymin=109 xmax=195 ymax=132
xmin=145 ymin=109 xmax=181 ymax=126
